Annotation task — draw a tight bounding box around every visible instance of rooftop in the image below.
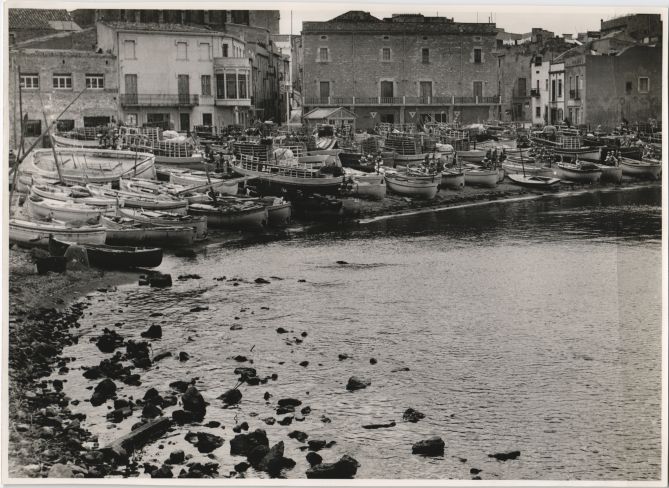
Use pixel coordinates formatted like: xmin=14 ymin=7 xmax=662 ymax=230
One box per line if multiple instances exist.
xmin=8 ymin=8 xmax=79 ymax=31
xmin=100 ymin=21 xmax=217 ymax=34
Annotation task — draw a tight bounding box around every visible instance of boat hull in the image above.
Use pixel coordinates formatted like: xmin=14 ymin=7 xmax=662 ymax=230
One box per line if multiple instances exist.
xmin=117 ymin=208 xmax=208 ymax=241
xmin=554 ymin=147 xmax=602 ymax=160
xmin=385 ymin=173 xmax=440 ymax=199
xmin=231 ymin=161 xmax=343 ymax=194
xmin=52 ymin=134 xmax=101 ymax=148
xmin=266 ymin=202 xmax=292 ymax=227
xmin=619 ymin=158 xmax=662 ymax=180
xmin=9 ymin=219 xmax=107 ymax=248
xmin=25 ymin=196 xmax=103 ymax=224
xmin=458 ymin=150 xmax=486 ymax=162
xmin=507 ymin=174 xmax=561 ymax=189
xmin=501 ymin=161 xmax=555 ymax=178
xmin=49 ymin=237 xmax=163 ymax=269
xmin=596 ymin=164 xmax=623 ymax=184
xmin=101 ymin=217 xmax=196 ymax=247
xmin=555 ymin=164 xmax=602 ymax=183
xmin=188 ymin=204 xmax=268 ymax=230
xmin=441 ymin=171 xmax=465 ymax=190
xmin=169 ymin=171 xmax=239 ymax=195
xmin=463 ymin=170 xmax=498 ymax=188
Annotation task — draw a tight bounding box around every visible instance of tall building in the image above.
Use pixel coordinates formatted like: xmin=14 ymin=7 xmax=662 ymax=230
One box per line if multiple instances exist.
xmin=8 ymin=8 xmax=80 ymax=45
xmin=600 ymin=14 xmax=662 ymax=44
xmin=302 ymin=11 xmax=501 ymax=128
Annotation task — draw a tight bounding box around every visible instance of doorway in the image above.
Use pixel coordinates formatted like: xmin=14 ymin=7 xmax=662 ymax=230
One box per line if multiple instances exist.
xmin=180 ymin=113 xmax=191 ymax=132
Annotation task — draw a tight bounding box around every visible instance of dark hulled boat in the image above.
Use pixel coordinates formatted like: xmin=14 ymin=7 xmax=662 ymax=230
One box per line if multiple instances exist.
xmin=48 ymin=236 xmax=163 ymax=269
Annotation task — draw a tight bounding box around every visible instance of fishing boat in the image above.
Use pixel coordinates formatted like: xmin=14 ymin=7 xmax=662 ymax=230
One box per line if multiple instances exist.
xmin=313 ymin=125 xmax=338 ymax=150
xmin=384 ymin=133 xmax=426 ymax=164
xmin=463 ymin=168 xmax=498 ymax=188
xmin=169 ymin=169 xmax=241 ymax=196
xmin=457 ymin=149 xmax=487 ymax=163
xmin=25 ymin=194 xmax=104 ymax=224
xmin=497 ymin=167 xmax=505 ymax=182
xmin=384 ymin=170 xmax=440 ymax=199
xmin=118 ymin=178 xmax=210 ymax=204
xmin=619 ymin=157 xmax=662 ymax=180
xmin=553 ymin=146 xmax=603 ymax=160
xmin=87 ymin=185 xmax=189 ymax=214
xmin=352 ymin=173 xmax=386 ymax=200
xmin=31 ymin=183 xmax=117 ymax=208
xmin=213 ymin=196 xmax=292 ymax=227
xmin=117 ymin=207 xmax=208 ymax=241
xmin=188 ymin=201 xmax=268 ymax=230
xmin=120 ymin=127 xmax=205 ymax=168
xmin=101 ymin=215 xmax=197 ymax=247
xmin=441 ymin=170 xmax=465 ymax=190
xmin=9 ymin=218 xmax=106 ymax=248
xmin=595 ymin=164 xmax=623 ymax=184
xmin=230 ymin=154 xmax=344 ymax=194
xmin=290 ymin=193 xmax=345 ymax=220
xmin=555 ymin=160 xmax=602 ymax=183
xmin=18 ymin=148 xmax=156 ymax=186
xmin=501 ymin=159 xmax=555 ymax=178
xmin=507 ymin=174 xmax=561 ymax=189
xmin=49 ymin=236 xmax=162 ymax=269
xmin=503 ymin=147 xmax=531 ymax=159
xmin=52 ymin=133 xmax=101 ymax=148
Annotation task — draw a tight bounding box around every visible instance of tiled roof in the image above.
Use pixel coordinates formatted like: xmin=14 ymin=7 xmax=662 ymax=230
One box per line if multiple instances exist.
xmin=15 ymin=27 xmax=100 ymax=52
xmin=8 ymin=8 xmax=76 ymax=30
xmin=100 ymin=21 xmax=216 ymax=34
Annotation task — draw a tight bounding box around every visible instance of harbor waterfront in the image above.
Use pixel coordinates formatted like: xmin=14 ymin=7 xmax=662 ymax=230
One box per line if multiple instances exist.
xmin=7 ymin=184 xmax=662 ymax=480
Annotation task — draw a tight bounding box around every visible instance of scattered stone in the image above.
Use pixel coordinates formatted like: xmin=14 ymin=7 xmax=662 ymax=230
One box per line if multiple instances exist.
xmin=320 ymin=416 xmax=331 ymax=423
xmin=142 ymin=403 xmax=162 ymax=419
xmin=263 ymin=417 xmax=276 ymax=425
xmin=362 ymin=421 xmax=396 ymax=429
xmin=263 ymin=392 xmax=272 ymax=401
xmin=412 ymin=437 xmax=445 ymax=456
xmin=288 ymin=431 xmax=309 ymax=443
xmin=182 ymin=386 xmax=206 ymax=418
xmin=276 ymin=327 xmax=288 ymax=334
xmin=169 ymin=380 xmax=191 ymax=393
xmin=278 ymin=398 xmax=302 ymax=407
xmin=234 ymin=462 xmax=250 ymax=473
xmin=219 ymin=389 xmax=242 ymax=406
xmin=178 ymin=352 xmax=190 ymax=361
xmin=307 ymin=440 xmax=327 ymax=451
xmin=189 ymin=305 xmax=209 ymax=313
xmin=338 ymin=354 xmax=350 ymax=361
xmin=470 ymin=468 xmax=482 ymax=474
xmin=149 ymin=312 xmax=163 ymax=317
xmin=298 ymin=279 xmax=306 ymax=283
xmin=301 ymin=406 xmax=311 ymax=415
xmin=48 ymin=463 xmax=75 ymax=478
xmin=299 ymin=361 xmax=309 ymax=367
xmin=254 ymin=278 xmax=270 ymax=284
xmin=141 ymin=324 xmax=162 ymax=339
xmin=205 ymin=421 xmax=221 ymax=428
xmin=305 ymin=455 xmax=360 ymax=479
xmin=148 ymin=273 xmax=172 ymax=288
xmin=229 ymin=429 xmax=269 ymax=456
xmin=168 ymin=450 xmax=185 ymax=465
xmin=276 ymin=405 xmax=295 ymax=415
xmin=150 ymin=465 xmax=173 ymax=478
xmin=306 ymin=451 xmax=322 ymax=467
xmin=336 ymin=260 xmax=348 ymax=264
xmin=185 ymin=432 xmax=224 ymax=453
xmin=177 ymin=274 xmax=202 ymax=281
xmin=346 ymin=376 xmax=370 ymax=391
xmin=91 ymin=378 xmax=117 ymax=406
xmin=370 ymin=358 xmax=377 ymax=365
xmin=391 ymin=367 xmax=410 ymax=372
xmin=278 ymin=416 xmax=293 ymax=426
xmin=153 ymin=351 xmax=172 ymax=362
xmin=489 ymin=450 xmax=521 ymax=461
xmin=403 ymin=408 xmax=425 ymax=423
xmin=233 ymin=355 xmax=248 ymax=362
xmin=232 ymin=422 xmax=249 ymax=433
xmin=95 ymin=328 xmax=124 ymax=353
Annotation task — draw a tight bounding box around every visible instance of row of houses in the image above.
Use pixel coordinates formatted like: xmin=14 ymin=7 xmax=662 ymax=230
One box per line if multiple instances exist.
xmin=300 ymin=11 xmax=663 ymax=129
xmin=8 ymin=9 xmax=289 ymax=148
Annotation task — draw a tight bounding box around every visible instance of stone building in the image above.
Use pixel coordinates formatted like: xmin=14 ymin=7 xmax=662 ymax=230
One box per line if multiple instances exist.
xmin=530 ymin=57 xmax=550 ymax=125
xmin=547 ymin=62 xmax=565 ymax=125
xmin=8 ymin=29 xmax=118 ymax=149
xmin=302 ymin=11 xmax=502 ymax=128
xmin=97 ymin=21 xmax=250 ymax=130
xmin=600 ymin=14 xmax=662 ymax=44
xmin=9 ymin=8 xmax=80 ymax=45
xmin=560 ymin=45 xmax=662 ymax=128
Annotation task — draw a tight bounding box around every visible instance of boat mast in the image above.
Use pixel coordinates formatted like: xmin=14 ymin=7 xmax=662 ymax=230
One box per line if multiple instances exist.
xmin=17 ymin=66 xmax=25 ymax=158
xmin=39 ymin=92 xmax=64 ymax=184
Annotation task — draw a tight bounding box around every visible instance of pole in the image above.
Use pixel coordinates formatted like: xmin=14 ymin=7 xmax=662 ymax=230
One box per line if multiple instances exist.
xmin=18 ymin=67 xmax=25 ymax=157
xmin=39 ymin=94 xmax=64 ymax=184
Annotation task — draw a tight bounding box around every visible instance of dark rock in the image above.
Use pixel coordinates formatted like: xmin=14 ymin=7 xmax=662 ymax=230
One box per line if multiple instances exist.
xmin=189 ymin=305 xmax=209 ymax=313
xmin=300 ymin=406 xmax=311 ymax=415
xmin=470 ymin=468 xmax=482 ymax=474
xmin=107 ymin=406 xmax=133 ymax=422
xmin=114 ymin=398 xmax=130 ymax=409
xmin=218 ymin=389 xmax=242 ymax=406
xmin=336 ymin=260 xmax=348 ymax=264
xmin=141 ymin=325 xmax=162 ymax=339
xmin=369 ymin=358 xmax=377 ymax=365
xmin=150 ymin=465 xmax=173 ymax=478
xmin=305 ymin=455 xmax=360 ymax=479
xmin=346 ymin=376 xmax=370 ymax=391
xmin=288 ymin=430 xmax=308 ymax=443
xmin=412 ymin=437 xmax=445 ymax=456
xmin=52 ymin=379 xmax=64 ymax=391
xmin=403 ymin=408 xmax=425 ymax=423
xmin=276 ymin=405 xmax=295 ymax=415
xmin=182 ymin=385 xmax=206 ymax=417
xmin=229 ymin=429 xmax=269 ymax=456
xmin=362 ymin=421 xmax=396 ymax=429
xmin=178 ymin=352 xmax=190 ymax=361
xmin=149 ymin=312 xmax=163 ymax=317
xmin=230 ymin=324 xmax=243 ymax=331
xmin=172 ymin=410 xmax=195 ymax=425
xmin=278 ymin=398 xmax=302 ymax=407
xmin=169 ymin=380 xmax=191 ymax=393
xmin=276 ymin=327 xmax=288 ymax=334
xmin=205 ymin=421 xmax=221 ymax=428
xmin=185 ymin=432 xmax=224 ymax=453
xmin=255 ymin=277 xmax=271 ymax=284
xmin=168 ymin=450 xmax=185 ymax=465
xmin=233 ymin=355 xmax=248 ymax=362
xmin=472 ymin=476 xmax=482 ymax=480
xmin=320 ymin=415 xmax=331 ymax=423
xmin=96 ymin=329 xmax=124 ymax=353
xmin=263 ymin=392 xmax=272 ymax=401
xmin=234 ymin=367 xmax=257 ymax=381
xmin=177 ymin=274 xmax=202 ymax=281
xmin=278 ymin=416 xmax=293 ymax=426
xmin=143 ymin=387 xmax=162 ymax=402
xmin=247 ymin=445 xmax=270 ymax=467
xmin=263 ymin=417 xmax=276 ymax=425
xmin=307 ymin=440 xmax=327 ymax=451
xmin=299 ymin=361 xmax=309 ymax=367
xmin=232 ymin=422 xmax=249 ymax=433
xmin=306 ymin=452 xmax=322 ymax=467
xmin=149 ymin=273 xmax=172 ymax=288
xmin=488 ymin=450 xmax=521 ymax=461
xmin=391 ymin=367 xmax=410 ymax=372
xmin=234 ymin=462 xmax=250 ymax=473
xmin=91 ymin=379 xmax=116 ymax=406
xmin=142 ymin=403 xmax=162 ymax=419
xmin=153 ymin=351 xmax=172 ymax=362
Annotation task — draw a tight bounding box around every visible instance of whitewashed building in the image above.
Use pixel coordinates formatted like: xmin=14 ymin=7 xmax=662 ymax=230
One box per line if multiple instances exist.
xmin=530 ymin=57 xmax=550 ymax=124
xmin=547 ymin=62 xmax=565 ymax=124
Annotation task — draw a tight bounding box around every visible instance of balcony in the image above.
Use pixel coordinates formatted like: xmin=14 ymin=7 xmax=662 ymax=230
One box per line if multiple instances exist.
xmin=214 ymin=57 xmax=252 ymax=71
xmin=303 ymin=95 xmax=502 ymax=106
xmin=530 ymin=89 xmax=540 ymax=97
xmin=215 ymin=98 xmax=252 ymax=107
xmin=120 ymin=94 xmax=199 ymax=107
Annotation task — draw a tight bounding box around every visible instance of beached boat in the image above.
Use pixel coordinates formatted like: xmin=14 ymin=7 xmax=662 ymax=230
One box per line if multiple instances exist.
xmin=188 ymin=201 xmax=267 ymax=230
xmin=101 ymin=215 xmax=197 ymax=247
xmin=87 ymin=185 xmax=189 ymax=214
xmin=120 ymin=128 xmax=205 ymax=168
xmin=555 ymin=161 xmax=602 ymax=183
xmin=118 ymin=178 xmax=210 ymax=204
xmin=290 ymin=194 xmax=345 ymax=220
xmin=49 ymin=236 xmax=162 ymax=269
xmin=231 ymin=154 xmax=344 ymax=194
xmin=31 ymin=183 xmax=117 ymax=208
xmin=52 ymin=133 xmax=101 ymax=148
xmin=213 ymin=196 xmax=292 ymax=227
xmin=497 ymin=167 xmax=505 ymax=182
xmin=554 ymin=146 xmax=603 ymax=160
xmin=619 ymin=157 xmax=662 ymax=180
xmin=169 ymin=169 xmax=241 ymax=195
xmin=384 ymin=171 xmax=440 ymax=199
xmin=507 ymin=174 xmax=561 ymax=189
xmin=441 ymin=170 xmax=465 ymax=190
xmin=9 ymin=218 xmax=106 ymax=248
xmin=595 ymin=164 xmax=623 ymax=184
xmin=501 ymin=160 xmax=555 ymax=178
xmin=25 ymin=195 xmax=104 ymax=224
xmin=117 ymin=207 xmax=208 ymax=241
xmin=457 ymin=149 xmax=487 ymax=163
xmin=463 ymin=168 xmax=498 ymax=188
xmin=18 ymin=148 xmax=156 ymax=186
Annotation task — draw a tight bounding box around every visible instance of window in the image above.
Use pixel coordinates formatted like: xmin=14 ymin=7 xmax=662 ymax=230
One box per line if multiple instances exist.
xmin=203 ymin=113 xmax=212 ymax=126
xmin=575 ymin=75 xmax=580 ymax=98
xmin=20 ymin=73 xmax=39 ymax=89
xmin=382 ymin=48 xmax=391 ymax=61
xmin=536 ymin=106 xmax=541 ymax=117
xmin=125 ymin=113 xmax=138 ymax=126
xmin=146 ymin=113 xmax=169 ymax=129
xmin=422 ymin=48 xmax=429 ymax=64
xmin=319 ymin=81 xmax=330 ymax=100
xmin=124 ymin=40 xmax=136 ymax=59
xmin=226 ymin=74 xmax=237 ymax=99
xmin=201 ymin=75 xmax=211 ymax=96
xmin=85 ymin=74 xmax=104 ymax=89
xmin=199 ymin=43 xmax=211 ymax=60
xmin=474 ymin=48 xmax=482 ymax=63
xmin=380 ymin=113 xmax=394 ymax=124
xmin=536 ymin=80 xmax=540 ymax=92
xmin=473 ymin=81 xmax=483 ymax=99
xmin=24 ymin=120 xmax=42 ymax=137
xmin=535 ymin=56 xmax=542 ymax=66
xmin=545 ymin=79 xmax=548 ymax=91
xmin=419 ymin=81 xmax=432 ymax=100
xmin=473 ymin=36 xmax=482 ymax=42
xmin=625 ymin=81 xmax=633 ymax=94
xmin=223 ymin=43 xmax=229 ymax=57
xmin=434 ymin=113 xmax=447 ymax=123
xmin=177 ymin=42 xmax=188 ymax=60
xmin=83 ymin=116 xmax=110 ymax=127
xmin=56 ymin=119 xmax=75 ymax=132
xmin=558 ymin=79 xmax=562 ymax=97
xmin=551 ymin=80 xmax=556 ymax=101
xmin=638 ymin=77 xmax=649 ymax=93
xmin=319 ymin=47 xmax=329 ymax=62
xmin=216 ymin=74 xmax=225 ymax=98
xmin=517 ymin=77 xmax=527 ymax=97
xmin=380 ymin=81 xmax=393 ymax=98
xmin=53 ymin=73 xmax=72 ymax=89
xmin=238 ymin=74 xmax=247 ymax=99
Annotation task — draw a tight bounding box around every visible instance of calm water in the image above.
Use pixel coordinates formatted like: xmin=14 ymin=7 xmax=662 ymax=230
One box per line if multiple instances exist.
xmin=59 ymin=185 xmax=662 ymax=480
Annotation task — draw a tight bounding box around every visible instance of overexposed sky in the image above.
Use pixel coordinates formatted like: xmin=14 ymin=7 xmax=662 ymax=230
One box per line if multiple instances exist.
xmin=278 ymin=5 xmax=654 ymax=36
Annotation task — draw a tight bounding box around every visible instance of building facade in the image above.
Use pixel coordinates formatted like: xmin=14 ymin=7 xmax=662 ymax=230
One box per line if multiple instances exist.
xmin=97 ymin=22 xmax=251 ymax=130
xmin=302 ymin=11 xmax=501 ymax=128
xmin=9 ymin=9 xmax=80 ymax=45
xmin=547 ymin=62 xmax=565 ymax=124
xmin=600 ymin=14 xmax=662 ymax=44
xmin=497 ymin=51 xmax=531 ymax=122
xmin=530 ymin=57 xmax=550 ymax=124
xmin=562 ymin=45 xmax=662 ymax=128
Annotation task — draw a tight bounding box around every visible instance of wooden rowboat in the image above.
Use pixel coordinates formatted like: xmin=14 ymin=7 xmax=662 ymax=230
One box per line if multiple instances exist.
xmin=555 ymin=161 xmax=602 ymax=183
xmin=101 ymin=216 xmax=197 ymax=247
xmin=441 ymin=170 xmax=465 ymax=190
xmin=49 ymin=236 xmax=163 ymax=269
xmin=117 ymin=207 xmax=208 ymax=241
xmin=619 ymin=157 xmax=662 ymax=180
xmin=25 ymin=195 xmax=104 ymax=224
xmin=463 ymin=168 xmax=498 ymax=188
xmin=169 ymin=169 xmax=241 ymax=196
xmin=507 ymin=174 xmax=561 ymax=189
xmin=188 ymin=201 xmax=268 ymax=230
xmin=9 ymin=218 xmax=106 ymax=248
xmin=384 ymin=171 xmax=440 ymax=199
xmin=87 ymin=185 xmax=189 ymax=214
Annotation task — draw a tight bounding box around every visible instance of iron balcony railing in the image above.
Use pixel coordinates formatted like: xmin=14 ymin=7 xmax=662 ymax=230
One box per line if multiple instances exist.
xmin=120 ymin=94 xmax=199 ymax=107
xmin=303 ymin=95 xmax=502 ymax=106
